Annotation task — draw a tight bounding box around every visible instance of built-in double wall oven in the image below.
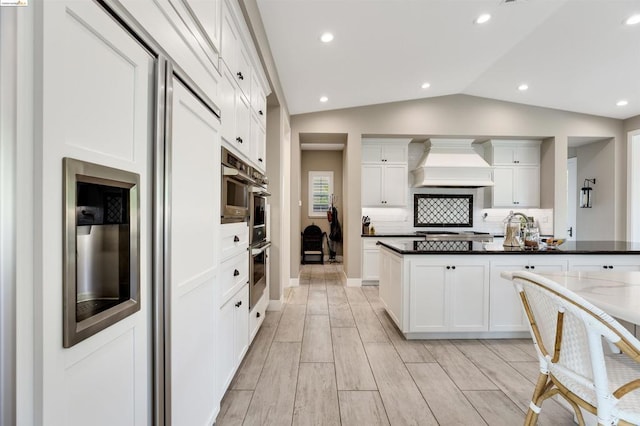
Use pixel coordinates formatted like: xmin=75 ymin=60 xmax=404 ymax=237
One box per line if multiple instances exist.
xmin=221 ymin=147 xmax=270 ymax=309
xmin=248 ymin=169 xmax=270 ymax=309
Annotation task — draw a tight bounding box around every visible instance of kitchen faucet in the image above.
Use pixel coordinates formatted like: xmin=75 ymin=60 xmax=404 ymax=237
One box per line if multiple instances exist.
xmin=509 ymin=211 xmax=532 ymax=227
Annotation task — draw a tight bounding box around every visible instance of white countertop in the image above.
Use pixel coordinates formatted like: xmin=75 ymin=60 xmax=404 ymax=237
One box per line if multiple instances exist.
xmin=501 ymin=270 xmax=640 ymax=325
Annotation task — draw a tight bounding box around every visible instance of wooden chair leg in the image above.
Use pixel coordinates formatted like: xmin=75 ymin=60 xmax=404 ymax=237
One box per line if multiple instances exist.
xmin=525 ymin=372 xmax=550 ymax=425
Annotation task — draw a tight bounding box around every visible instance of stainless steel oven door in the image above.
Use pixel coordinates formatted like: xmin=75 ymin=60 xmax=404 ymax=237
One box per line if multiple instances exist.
xmin=249 ymin=242 xmax=270 ymax=310
xmin=221 ymin=173 xmax=249 ymax=223
xmin=250 ymin=193 xmax=267 ymax=244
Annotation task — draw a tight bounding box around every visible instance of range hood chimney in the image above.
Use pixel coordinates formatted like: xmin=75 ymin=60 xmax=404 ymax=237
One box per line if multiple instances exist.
xmin=411 ymin=139 xmax=494 ymax=187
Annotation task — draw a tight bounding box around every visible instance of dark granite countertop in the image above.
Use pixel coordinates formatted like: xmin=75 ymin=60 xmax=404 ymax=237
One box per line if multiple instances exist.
xmin=378 ymin=240 xmax=640 ymax=255
xmin=361 ymin=233 xmax=418 ymax=238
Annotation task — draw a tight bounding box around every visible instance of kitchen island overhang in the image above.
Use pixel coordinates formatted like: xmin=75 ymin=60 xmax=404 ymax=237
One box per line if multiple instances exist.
xmin=377 ymin=239 xmax=640 ymax=340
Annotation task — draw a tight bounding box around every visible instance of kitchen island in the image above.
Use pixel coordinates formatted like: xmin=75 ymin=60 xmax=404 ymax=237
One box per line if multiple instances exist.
xmin=377 ymin=239 xmax=640 ymax=339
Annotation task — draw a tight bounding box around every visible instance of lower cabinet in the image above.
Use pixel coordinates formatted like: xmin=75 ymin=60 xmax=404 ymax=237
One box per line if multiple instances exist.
xmin=489 ymin=258 xmax=567 ymax=332
xmin=362 ymin=237 xmax=415 ymax=282
xmin=568 ymin=255 xmax=640 ymax=272
xmin=408 ymin=257 xmax=489 ymax=333
xmin=217 ymin=284 xmax=249 ymax=395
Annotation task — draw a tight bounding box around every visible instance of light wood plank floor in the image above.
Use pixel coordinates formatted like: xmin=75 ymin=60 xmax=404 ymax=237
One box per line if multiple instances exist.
xmin=216 ymin=264 xmax=576 ymax=426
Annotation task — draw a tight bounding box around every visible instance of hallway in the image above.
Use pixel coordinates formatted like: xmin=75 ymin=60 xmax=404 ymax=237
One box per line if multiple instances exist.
xmin=216 ymin=264 xmax=574 ymax=425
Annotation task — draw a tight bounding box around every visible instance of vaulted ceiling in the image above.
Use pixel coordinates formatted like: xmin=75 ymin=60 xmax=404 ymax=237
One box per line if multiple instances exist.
xmin=256 ymin=0 xmax=640 ymax=119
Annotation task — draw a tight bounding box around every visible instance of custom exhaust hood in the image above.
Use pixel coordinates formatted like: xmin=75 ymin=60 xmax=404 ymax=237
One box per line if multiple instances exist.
xmin=411 ymin=139 xmax=494 ymax=187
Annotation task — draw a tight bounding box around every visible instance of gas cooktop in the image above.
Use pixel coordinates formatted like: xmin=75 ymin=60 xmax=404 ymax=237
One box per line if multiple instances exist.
xmin=414 ymin=230 xmax=493 ymax=242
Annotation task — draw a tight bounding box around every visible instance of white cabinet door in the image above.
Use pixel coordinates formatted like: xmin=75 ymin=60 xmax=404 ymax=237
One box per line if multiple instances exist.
xmin=250 ymin=113 xmax=266 ymax=171
xmin=219 ymin=68 xmax=237 ymax=146
xmin=515 ymin=167 xmax=540 ymax=207
xmin=362 ymin=165 xmax=384 ymax=206
xmin=569 ymin=256 xmax=640 ymax=272
xmin=517 ymin=146 xmax=540 ymax=165
xmin=410 ymin=264 xmax=448 ymax=332
xmin=234 ymin=285 xmax=250 ymax=365
xmin=220 ymin=2 xmax=238 ymax=75
xmin=236 ymin=45 xmax=251 ymax=98
xmin=450 ymin=264 xmax=489 ymax=332
xmin=492 ymin=146 xmax=515 ymax=165
xmin=489 ymin=260 xmax=528 ymax=332
xmin=379 ymin=250 xmax=404 ymax=329
xmin=235 ymin=91 xmax=251 ymax=158
xmin=492 ymin=167 xmax=515 ymax=207
xmin=183 ymin=0 xmax=222 ymax=53
xmin=170 ymin=79 xmax=220 ymax=425
xmin=362 ymin=249 xmax=380 ymax=281
xmin=383 ymin=145 xmax=408 ymax=163
xmin=383 ymin=164 xmax=407 ymax=206
xmin=361 ymin=144 xmax=383 ymax=163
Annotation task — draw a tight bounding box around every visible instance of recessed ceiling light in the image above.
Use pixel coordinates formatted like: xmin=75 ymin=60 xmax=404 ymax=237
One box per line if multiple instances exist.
xmin=421 ymin=82 xmax=431 ymax=89
xmin=617 ymin=100 xmax=629 ymax=106
xmin=475 ymin=13 xmax=491 ymax=24
xmin=518 ymin=84 xmax=529 ymax=91
xmin=625 ymin=14 xmax=640 ymax=25
xmin=320 ymin=32 xmax=334 ymax=43
xmin=320 ymin=96 xmax=328 ymax=103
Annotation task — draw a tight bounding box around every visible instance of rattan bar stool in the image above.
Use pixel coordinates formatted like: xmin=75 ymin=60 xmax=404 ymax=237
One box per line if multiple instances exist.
xmin=509 ymin=271 xmax=640 ymax=426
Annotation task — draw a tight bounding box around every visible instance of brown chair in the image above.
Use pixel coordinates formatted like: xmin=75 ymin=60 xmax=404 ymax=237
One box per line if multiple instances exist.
xmin=301 ymin=224 xmax=326 ymax=264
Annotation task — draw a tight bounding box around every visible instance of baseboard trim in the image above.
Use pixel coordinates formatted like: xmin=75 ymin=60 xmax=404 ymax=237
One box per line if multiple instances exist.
xmin=289 ymin=278 xmax=300 ymax=287
xmin=345 ymin=277 xmax=362 ymax=287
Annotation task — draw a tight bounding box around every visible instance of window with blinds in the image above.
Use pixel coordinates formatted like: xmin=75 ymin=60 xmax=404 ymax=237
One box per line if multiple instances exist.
xmin=309 ymin=171 xmax=333 ymax=217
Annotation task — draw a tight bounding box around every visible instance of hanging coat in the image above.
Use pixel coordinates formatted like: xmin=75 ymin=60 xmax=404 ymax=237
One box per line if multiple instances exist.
xmin=328 ymin=206 xmax=342 ymax=243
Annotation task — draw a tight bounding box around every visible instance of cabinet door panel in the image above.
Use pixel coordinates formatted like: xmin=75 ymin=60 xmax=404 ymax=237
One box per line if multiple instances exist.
xmin=235 ymin=92 xmax=250 ymax=157
xmin=516 ymin=146 xmax=540 ymax=165
xmin=383 ymin=164 xmax=407 ymax=206
xmin=489 ymin=262 xmax=528 ymax=331
xmin=450 ymin=265 xmax=488 ymax=331
xmin=515 ymin=167 xmax=540 ymax=207
xmin=492 ymin=167 xmax=515 ymax=207
xmin=183 ymin=0 xmax=222 ymax=52
xmin=492 ymin=147 xmax=515 ymax=165
xmin=362 ymin=249 xmax=380 ymax=281
xmin=361 ymin=145 xmax=382 ymax=163
xmin=362 ymin=165 xmax=384 ymax=206
xmin=235 ymin=285 xmax=249 ymax=364
xmin=219 ymin=68 xmax=236 ymax=145
xmin=383 ymin=145 xmax=407 ymax=163
xmin=410 ymin=265 xmax=447 ymax=332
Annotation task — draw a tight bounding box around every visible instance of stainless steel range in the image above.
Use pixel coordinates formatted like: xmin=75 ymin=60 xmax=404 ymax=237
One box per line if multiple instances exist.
xmin=415 ymin=231 xmax=493 ymax=242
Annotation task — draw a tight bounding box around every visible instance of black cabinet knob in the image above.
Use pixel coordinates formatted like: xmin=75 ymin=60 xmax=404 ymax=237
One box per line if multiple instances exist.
xmin=525 ymin=266 xmax=530 ymax=269
xmin=259 ymin=110 xmax=264 ymax=116
xmin=237 ymin=71 xmax=244 ymax=80
xmin=256 ymin=312 xmax=261 ymax=318
xmin=608 ymin=265 xmax=614 ymax=269
xmin=530 ymin=265 xmax=535 ymax=270
xmin=235 ymin=300 xmax=242 ymax=308
xmin=451 ymin=266 xmax=456 ymax=270
xmin=602 ymin=265 xmax=608 ymax=269
xmin=258 ymin=158 xmax=263 ymax=162
xmin=446 ymin=266 xmax=451 ymax=270
xmin=236 ymin=137 xmax=243 ymax=144
xmin=234 ymin=235 xmax=240 ymax=242
xmin=233 ymin=269 xmax=240 ymax=277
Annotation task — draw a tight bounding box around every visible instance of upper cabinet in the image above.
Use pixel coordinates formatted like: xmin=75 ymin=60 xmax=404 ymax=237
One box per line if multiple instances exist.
xmin=361 ymin=139 xmax=410 ymax=207
xmin=484 ymin=140 xmax=541 ymax=208
xmin=219 ymin=0 xmax=269 ymax=172
xmin=362 ymin=141 xmax=408 ymax=164
xmin=182 ymin=0 xmax=222 ymax=55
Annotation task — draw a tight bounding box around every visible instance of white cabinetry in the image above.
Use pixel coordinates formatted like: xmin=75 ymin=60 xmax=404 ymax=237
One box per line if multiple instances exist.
xmin=484 ymin=140 xmax=541 ymax=208
xmin=568 ymin=255 xmax=640 ymax=272
xmin=489 ymin=257 xmax=567 ymax=332
xmin=218 ymin=284 xmax=249 ymax=391
xmin=409 ymin=257 xmax=489 ymax=333
xmin=218 ymin=0 xmax=268 ymax=171
xmin=362 ymin=164 xmax=408 ymax=207
xmin=361 ymin=139 xmax=410 ymax=207
xmin=183 ymin=0 xmax=222 ymax=54
xmin=362 ymin=237 xmax=415 ymax=282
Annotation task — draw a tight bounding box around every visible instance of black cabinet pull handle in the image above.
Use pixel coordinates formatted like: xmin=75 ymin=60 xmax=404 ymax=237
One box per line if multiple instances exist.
xmin=234 ymin=236 xmax=240 ymax=242
xmin=233 ymin=269 xmax=240 ymax=276
xmin=237 ymin=71 xmax=244 ymax=80
xmin=530 ymin=265 xmax=535 ymax=270
xmin=259 ymin=110 xmax=264 ymax=116
xmin=258 ymin=158 xmax=263 ymax=162
xmin=525 ymin=266 xmax=530 ymax=269
xmin=235 ymin=301 xmax=240 ymax=307
xmin=451 ymin=266 xmax=456 ymax=270
xmin=602 ymin=265 xmax=608 ymax=269
xmin=236 ymin=137 xmax=243 ymax=144
xmin=446 ymin=266 xmax=451 ymax=270
xmin=256 ymin=312 xmax=261 ymax=318
xmin=608 ymin=265 xmax=614 ymax=269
